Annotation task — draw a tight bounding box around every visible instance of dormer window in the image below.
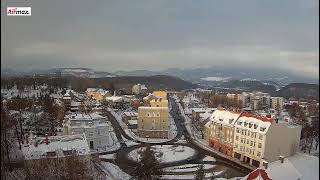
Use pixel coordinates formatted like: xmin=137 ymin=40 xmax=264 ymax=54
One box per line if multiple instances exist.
xmin=219 ymin=118 xmax=223 ymax=121
xmin=244 ymin=122 xmax=248 ymax=127
xmin=260 ymin=127 xmax=266 ymax=132
xmin=249 ymin=123 xmax=253 ymax=128
xmin=254 ymin=124 xmax=258 ymax=129
xmin=237 ymin=121 xmax=243 ymax=125
xmin=229 ymin=119 xmax=233 ymax=124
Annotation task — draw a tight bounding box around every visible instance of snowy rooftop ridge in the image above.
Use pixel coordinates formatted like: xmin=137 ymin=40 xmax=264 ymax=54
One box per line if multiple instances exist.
xmin=208 ymin=109 xmax=241 ymax=126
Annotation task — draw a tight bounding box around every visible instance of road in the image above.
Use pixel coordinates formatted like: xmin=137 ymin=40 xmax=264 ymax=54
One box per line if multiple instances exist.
xmin=98 ymin=95 xmax=251 ymax=178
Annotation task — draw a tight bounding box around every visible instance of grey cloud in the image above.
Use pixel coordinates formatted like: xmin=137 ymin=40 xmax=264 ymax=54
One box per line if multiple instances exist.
xmin=1 ymin=0 xmax=318 ymax=79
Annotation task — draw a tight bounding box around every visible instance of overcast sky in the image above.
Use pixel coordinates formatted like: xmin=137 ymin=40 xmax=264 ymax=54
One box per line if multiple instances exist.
xmin=1 ymin=0 xmax=319 ymax=79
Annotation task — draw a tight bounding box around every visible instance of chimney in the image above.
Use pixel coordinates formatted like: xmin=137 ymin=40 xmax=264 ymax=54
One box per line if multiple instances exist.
xmin=45 ymin=134 xmax=49 ymax=145
xmin=279 ymin=156 xmax=285 ymax=163
xmin=262 ymin=160 xmax=268 ymax=169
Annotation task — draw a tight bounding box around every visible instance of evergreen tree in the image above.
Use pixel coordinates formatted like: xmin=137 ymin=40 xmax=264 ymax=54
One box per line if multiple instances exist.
xmin=134 ymin=145 xmax=162 ymax=180
xmin=195 ymin=164 xmax=205 ymax=180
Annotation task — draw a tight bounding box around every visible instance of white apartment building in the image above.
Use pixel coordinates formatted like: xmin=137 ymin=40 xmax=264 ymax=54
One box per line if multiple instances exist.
xmin=270 ymin=97 xmax=284 ymax=111
xmin=63 ymin=113 xmax=113 ymax=151
xmin=241 ymin=92 xmax=271 ymax=110
xmin=233 ymin=113 xmax=301 ymax=167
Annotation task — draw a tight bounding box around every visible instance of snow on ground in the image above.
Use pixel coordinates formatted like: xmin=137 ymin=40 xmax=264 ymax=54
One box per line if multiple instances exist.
xmin=100 ymin=153 xmax=116 ymax=160
xmin=128 ymin=145 xmax=195 ymax=163
xmin=203 ymin=156 xmax=216 ymax=162
xmin=163 ymin=164 xmax=215 ymax=173
xmin=99 ymin=162 xmax=131 ymax=180
xmin=161 ymin=171 xmax=225 ymax=180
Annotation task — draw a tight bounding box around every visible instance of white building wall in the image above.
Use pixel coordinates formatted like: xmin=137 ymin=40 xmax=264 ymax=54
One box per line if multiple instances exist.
xmin=264 ymin=122 xmax=301 ymax=163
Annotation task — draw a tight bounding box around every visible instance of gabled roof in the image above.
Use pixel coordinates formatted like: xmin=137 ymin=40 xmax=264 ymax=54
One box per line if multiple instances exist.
xmin=208 ymin=110 xmax=241 ymax=126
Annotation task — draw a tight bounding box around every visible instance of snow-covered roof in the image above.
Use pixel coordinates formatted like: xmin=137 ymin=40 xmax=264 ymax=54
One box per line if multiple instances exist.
xmin=128 ymin=120 xmax=138 ymax=125
xmin=71 ymin=101 xmax=81 ymax=107
xmin=141 ymin=84 xmax=147 ymax=90
xmin=243 ymin=153 xmax=318 ymax=180
xmin=235 ymin=113 xmax=273 ymax=134
xmin=123 ymin=112 xmax=138 ymax=117
xmin=208 ymin=110 xmax=241 ymax=126
xmin=105 ymin=96 xmax=123 ymax=102
xmin=65 ymin=113 xmax=106 ymax=121
xmin=22 ymin=133 xmax=90 ymax=160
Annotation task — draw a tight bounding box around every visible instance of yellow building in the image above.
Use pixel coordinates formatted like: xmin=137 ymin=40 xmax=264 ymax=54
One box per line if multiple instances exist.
xmin=150 ymin=98 xmax=168 ymax=107
xmin=137 ymin=106 xmax=169 ymax=139
xmin=86 ymin=88 xmax=111 ymax=102
xmin=153 ymin=91 xmax=167 ymax=100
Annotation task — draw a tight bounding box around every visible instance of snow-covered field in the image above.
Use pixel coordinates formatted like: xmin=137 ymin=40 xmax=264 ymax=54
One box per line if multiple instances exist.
xmin=163 ymin=164 xmax=215 ymax=173
xmin=100 ymin=153 xmax=116 ymax=160
xmin=160 ymin=170 xmax=225 ymax=180
xmin=128 ymin=145 xmax=195 ymax=163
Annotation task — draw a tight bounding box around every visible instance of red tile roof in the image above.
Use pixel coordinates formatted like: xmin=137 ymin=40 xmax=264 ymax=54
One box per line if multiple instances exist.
xmin=240 ymin=113 xmax=273 ymax=123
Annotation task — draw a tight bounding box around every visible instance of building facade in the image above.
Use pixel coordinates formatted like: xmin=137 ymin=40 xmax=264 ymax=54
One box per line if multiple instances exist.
xmin=137 ymin=106 xmax=169 ymax=139
xmin=153 ymin=91 xmax=167 ymax=100
xmin=270 ymin=97 xmax=284 ymax=111
xmin=233 ymin=113 xmax=301 ymax=167
xmin=204 ymin=109 xmax=241 ymax=157
xmin=63 ymin=113 xmax=112 ymax=151
xmin=150 ymin=98 xmax=168 ymax=107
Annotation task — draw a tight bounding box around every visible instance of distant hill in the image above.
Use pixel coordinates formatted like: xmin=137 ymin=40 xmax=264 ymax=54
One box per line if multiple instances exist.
xmin=96 ymin=75 xmax=196 ymax=91
xmin=114 ymin=70 xmax=165 ymax=77
xmin=276 ymin=83 xmax=319 ymax=100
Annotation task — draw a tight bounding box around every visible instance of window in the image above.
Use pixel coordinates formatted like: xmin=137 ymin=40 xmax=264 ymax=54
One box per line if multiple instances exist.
xmin=254 ymin=124 xmax=258 ymax=129
xmin=244 ymin=130 xmax=247 ymax=136
xmin=250 ymin=141 xmax=253 ymax=146
xmin=241 ymin=130 xmax=244 ymax=135
xmin=259 ymin=134 xmax=263 ymax=140
xmin=219 ymin=118 xmax=223 ymax=121
xmin=229 ymin=119 xmax=233 ymax=124
xmin=236 ymin=128 xmax=240 ymax=133
xmin=241 ymin=138 xmax=243 ymax=143
xmin=247 ymin=139 xmax=249 ymax=144
xmin=235 ymin=144 xmax=238 ymax=148
xmin=258 ymin=143 xmax=262 ymax=148
xmin=147 ymin=113 xmax=150 ymax=117
xmin=248 ymin=131 xmax=250 ymax=136
xmin=236 ymin=136 xmax=239 ymax=140
xmin=257 ymin=152 xmax=261 ymax=157
xmin=260 ymin=127 xmax=266 ymax=132
xmin=249 ymin=123 xmax=253 ymax=128
xmin=244 ymin=122 xmax=248 ymax=127
xmin=251 ymin=133 xmax=254 ymax=138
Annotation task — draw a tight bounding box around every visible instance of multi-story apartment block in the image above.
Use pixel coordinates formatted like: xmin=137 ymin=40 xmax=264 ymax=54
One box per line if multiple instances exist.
xmin=137 ymin=106 xmax=169 ymax=139
xmin=153 ymin=91 xmax=167 ymax=100
xmin=204 ymin=109 xmax=241 ymax=156
xmin=270 ymin=97 xmax=284 ymax=111
xmin=233 ymin=113 xmax=301 ymax=167
xmin=241 ymin=92 xmax=271 ymax=110
xmin=63 ymin=113 xmax=112 ymax=151
xmin=150 ymin=98 xmax=168 ymax=107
